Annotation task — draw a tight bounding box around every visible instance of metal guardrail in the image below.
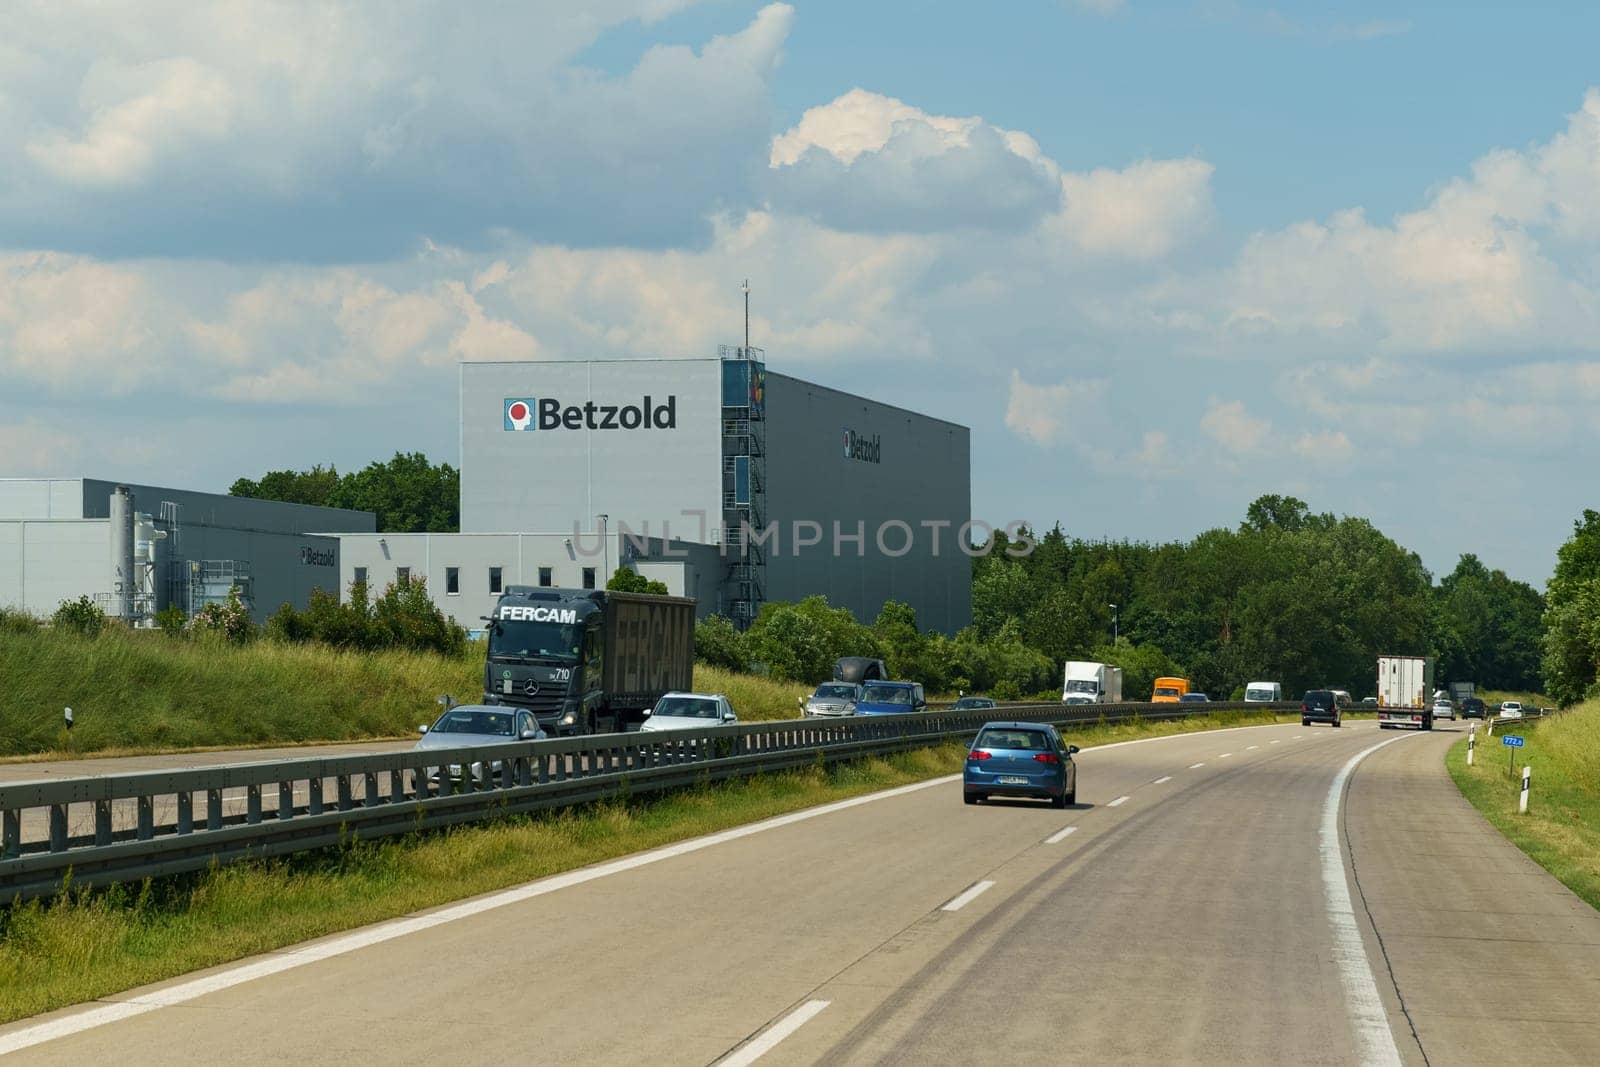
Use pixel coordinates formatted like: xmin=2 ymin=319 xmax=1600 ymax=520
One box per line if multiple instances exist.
xmin=0 ymin=701 xmax=1292 ymax=901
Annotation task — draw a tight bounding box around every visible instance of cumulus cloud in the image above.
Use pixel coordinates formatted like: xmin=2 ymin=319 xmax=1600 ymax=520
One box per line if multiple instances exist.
xmin=1056 ymin=158 xmax=1215 ymax=259
xmin=1199 ymin=400 xmax=1271 ymax=454
xmin=1004 ymin=369 xmax=1107 ymax=445
xmin=769 ymin=90 xmax=1061 ymax=233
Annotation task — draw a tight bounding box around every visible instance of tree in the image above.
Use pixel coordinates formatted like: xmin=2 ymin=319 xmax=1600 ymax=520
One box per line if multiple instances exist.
xmin=1543 ymin=510 xmax=1600 ymax=705
xmin=606 ymin=567 xmax=668 ymax=595
xmin=1242 ymin=493 xmax=1311 ymax=533
xmin=231 ymin=454 xmax=459 ymax=532
xmin=229 ymin=465 xmax=341 ymax=507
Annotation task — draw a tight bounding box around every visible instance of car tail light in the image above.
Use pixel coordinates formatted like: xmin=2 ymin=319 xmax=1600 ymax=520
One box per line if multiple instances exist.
xmin=1033 ymin=752 xmax=1059 ymax=764
xmin=968 ymin=750 xmax=992 ymax=760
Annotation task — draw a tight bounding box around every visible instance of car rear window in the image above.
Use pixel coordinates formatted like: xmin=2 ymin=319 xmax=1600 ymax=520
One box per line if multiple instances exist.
xmin=1303 ymin=691 xmax=1335 ymax=708
xmin=975 ymin=729 xmax=1050 ymax=751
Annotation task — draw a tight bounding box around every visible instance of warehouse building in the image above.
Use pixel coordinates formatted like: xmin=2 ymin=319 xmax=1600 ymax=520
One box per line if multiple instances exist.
xmin=337 ymin=348 xmax=973 ymax=633
xmin=0 ymin=478 xmax=373 ymax=623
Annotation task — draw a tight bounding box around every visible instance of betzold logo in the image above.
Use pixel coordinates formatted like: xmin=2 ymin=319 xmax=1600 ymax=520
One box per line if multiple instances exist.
xmin=504 ymin=398 xmax=535 ymax=430
xmin=537 ymin=395 xmax=676 ymax=430
xmin=299 ymin=546 xmax=336 ymax=567
xmin=843 ymin=428 xmax=881 ymax=464
xmin=498 ymin=605 xmax=579 ymax=624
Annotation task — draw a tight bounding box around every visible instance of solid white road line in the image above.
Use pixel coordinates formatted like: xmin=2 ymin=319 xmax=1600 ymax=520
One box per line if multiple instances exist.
xmin=719 ymin=1000 xmax=831 ymax=1067
xmin=0 ymin=718 xmax=1308 ymax=1056
xmin=1152 ymin=776 xmax=1172 ymax=784
xmin=1321 ymin=733 xmax=1413 ymax=1067
xmin=942 ymin=881 xmax=996 ymax=912
xmin=1045 ymin=825 xmax=1078 ymax=844
xmin=1188 ymin=762 xmax=1205 ymax=769
xmin=1107 ymin=795 xmax=1130 ymax=807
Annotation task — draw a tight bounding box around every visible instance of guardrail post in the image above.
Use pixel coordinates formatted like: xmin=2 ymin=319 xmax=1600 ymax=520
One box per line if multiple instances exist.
xmin=337 ymin=775 xmax=354 ymax=812
xmin=95 ymin=799 xmax=113 ymax=847
xmin=390 ymin=770 xmax=405 ymax=804
xmin=364 ymin=771 xmax=381 ymax=807
xmin=2 ymin=809 xmax=18 ymax=859
xmin=247 ymin=784 xmax=262 ymax=824
xmin=207 ymin=789 xmax=223 ymax=831
xmin=176 ymin=793 xmax=193 ymax=836
xmin=279 ymin=782 xmax=293 ymax=821
xmin=49 ymin=805 xmax=68 ymax=852
xmin=309 ymin=777 xmax=324 ymax=815
xmin=137 ymin=796 xmax=153 ymax=840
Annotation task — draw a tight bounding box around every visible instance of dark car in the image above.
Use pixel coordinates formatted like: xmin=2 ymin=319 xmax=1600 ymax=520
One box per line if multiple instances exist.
xmin=964 ymin=722 xmax=1079 ymax=808
xmin=952 ymin=696 xmax=998 ymax=710
xmin=1460 ymin=697 xmax=1487 ymax=719
xmin=855 ymin=681 xmax=927 ymax=715
xmin=1178 ymin=692 xmax=1211 ymax=703
xmin=1301 ymin=689 xmax=1348 ymax=727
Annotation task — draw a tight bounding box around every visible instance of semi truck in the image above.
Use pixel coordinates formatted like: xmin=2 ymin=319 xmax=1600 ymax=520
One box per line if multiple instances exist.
xmin=1062 ymin=661 xmax=1124 ymax=705
xmin=482 ymin=586 xmax=696 ymax=735
xmin=1377 ymin=654 xmax=1435 ymax=730
xmin=1448 ymin=680 xmax=1475 ymax=706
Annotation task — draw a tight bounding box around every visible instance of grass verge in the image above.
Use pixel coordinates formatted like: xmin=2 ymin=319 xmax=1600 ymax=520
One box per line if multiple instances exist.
xmin=1445 ymin=702 xmax=1600 ymax=913
xmin=0 ymin=708 xmax=1278 ymax=1024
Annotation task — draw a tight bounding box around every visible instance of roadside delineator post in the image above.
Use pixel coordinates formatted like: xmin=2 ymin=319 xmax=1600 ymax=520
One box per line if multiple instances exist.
xmin=1520 ymin=765 xmax=1531 ymax=814
xmin=1467 ymin=723 xmax=1475 ymax=766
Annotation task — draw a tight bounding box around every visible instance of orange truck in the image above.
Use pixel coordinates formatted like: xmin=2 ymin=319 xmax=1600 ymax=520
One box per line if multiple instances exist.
xmin=1151 ymin=676 xmax=1191 ymax=702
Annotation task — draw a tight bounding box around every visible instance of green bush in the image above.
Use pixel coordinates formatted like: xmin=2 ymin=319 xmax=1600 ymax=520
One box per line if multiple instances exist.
xmin=745 ymin=596 xmax=880 ymax=683
xmin=266 ymin=579 xmax=466 ymax=658
xmin=186 ymin=587 xmax=255 ymax=644
xmin=606 ymin=567 xmax=669 ymax=595
xmin=0 ymin=607 xmax=40 ymax=635
xmin=52 ymin=595 xmax=105 ymax=638
xmin=155 ymin=606 xmax=187 ymax=637
xmin=694 ymin=614 xmax=749 ymax=672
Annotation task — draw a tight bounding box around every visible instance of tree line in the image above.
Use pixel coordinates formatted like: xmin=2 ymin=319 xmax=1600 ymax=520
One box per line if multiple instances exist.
xmin=230 ymin=453 xmax=459 ymax=532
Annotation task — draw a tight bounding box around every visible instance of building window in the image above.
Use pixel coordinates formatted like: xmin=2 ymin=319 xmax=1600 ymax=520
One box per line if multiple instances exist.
xmin=489 ymin=566 xmax=503 ymax=594
xmin=582 ymin=566 xmax=596 ymax=590
xmin=446 ymin=566 xmax=460 ymax=595
xmin=353 ymin=566 xmax=367 ymax=587
xmin=538 ymin=566 xmax=553 ymax=587
xmin=396 ymin=566 xmax=411 ymax=586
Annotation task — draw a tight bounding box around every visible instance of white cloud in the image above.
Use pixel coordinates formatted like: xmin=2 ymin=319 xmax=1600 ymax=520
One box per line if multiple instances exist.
xmin=1292 ymin=430 xmax=1354 ymax=463
xmin=1056 ymin=158 xmax=1215 ymax=259
xmin=0 ymin=252 xmax=166 ymax=390
xmin=1199 ymin=399 xmax=1271 ymax=454
xmin=1004 ymin=369 xmax=1107 ymax=445
xmin=1066 ymin=0 xmax=1127 ymax=13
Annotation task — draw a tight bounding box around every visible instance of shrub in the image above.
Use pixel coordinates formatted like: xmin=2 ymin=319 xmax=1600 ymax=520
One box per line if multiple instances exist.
xmin=694 ymin=614 xmax=749 ymax=672
xmin=745 ymin=596 xmax=879 ymax=683
xmin=0 ymin=607 xmax=41 ymax=634
xmin=186 ymin=587 xmax=255 ymax=644
xmin=155 ymin=605 xmax=187 ymax=637
xmin=606 ymin=567 xmax=669 ymax=595
xmin=52 ymin=595 xmax=105 ymax=638
xmin=266 ymin=579 xmax=466 ymax=658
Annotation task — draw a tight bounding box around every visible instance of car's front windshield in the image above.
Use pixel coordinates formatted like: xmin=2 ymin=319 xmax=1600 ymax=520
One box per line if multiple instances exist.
xmin=489 ymin=619 xmax=581 ymax=660
xmin=654 ymin=697 xmax=720 ymax=719
xmin=432 ymin=710 xmax=515 ymax=736
xmin=861 ymin=684 xmax=911 ymax=704
xmin=813 ymin=685 xmax=857 ymax=700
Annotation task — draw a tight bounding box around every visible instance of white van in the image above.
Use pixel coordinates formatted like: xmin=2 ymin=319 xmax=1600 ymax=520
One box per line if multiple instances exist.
xmin=1244 ymin=681 xmax=1282 ymax=703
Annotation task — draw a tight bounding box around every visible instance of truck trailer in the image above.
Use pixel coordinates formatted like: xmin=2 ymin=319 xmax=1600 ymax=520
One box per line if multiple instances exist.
xmin=482 ymin=586 xmax=696 ymax=735
xmin=1062 ymin=661 xmax=1124 ymax=704
xmin=1377 ymin=654 xmax=1435 ymax=730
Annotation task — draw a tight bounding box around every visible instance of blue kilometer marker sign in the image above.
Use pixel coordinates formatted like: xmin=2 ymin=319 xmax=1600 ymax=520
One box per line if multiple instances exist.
xmin=1502 ymin=735 xmax=1525 ymax=748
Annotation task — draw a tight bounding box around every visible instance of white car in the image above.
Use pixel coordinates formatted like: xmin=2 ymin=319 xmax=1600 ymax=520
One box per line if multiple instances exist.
xmin=1498 ymin=701 xmax=1524 ymax=719
xmin=1432 ymin=697 xmax=1456 ymax=721
xmin=639 ymin=692 xmax=738 ymax=732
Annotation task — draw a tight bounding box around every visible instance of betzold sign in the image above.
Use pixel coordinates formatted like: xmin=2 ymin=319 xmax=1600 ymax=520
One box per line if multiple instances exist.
xmin=299 ymin=546 xmax=335 ymax=567
xmin=843 ymin=428 xmax=881 ymax=464
xmin=498 ymin=605 xmax=579 ymax=624
xmin=504 ymin=396 xmax=677 ymax=431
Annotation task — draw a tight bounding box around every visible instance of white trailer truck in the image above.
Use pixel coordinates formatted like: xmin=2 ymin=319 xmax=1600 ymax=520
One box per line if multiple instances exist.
xmin=1377 ymin=654 xmax=1435 ymax=730
xmin=1062 ymin=661 xmax=1124 ymax=705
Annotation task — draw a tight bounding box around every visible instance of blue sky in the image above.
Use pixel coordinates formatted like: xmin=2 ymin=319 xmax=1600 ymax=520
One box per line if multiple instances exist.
xmin=3 ymin=1 xmax=1599 ymax=586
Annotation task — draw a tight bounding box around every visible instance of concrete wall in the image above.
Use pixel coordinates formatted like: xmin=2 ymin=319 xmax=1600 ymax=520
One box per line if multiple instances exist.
xmin=759 ymin=372 xmax=972 ymax=634
xmin=0 ymin=479 xmax=87 ymax=520
xmin=334 ymin=532 xmax=722 ymax=631
xmin=0 ymin=520 xmax=111 ymax=617
xmin=459 ymin=359 xmax=723 ymax=543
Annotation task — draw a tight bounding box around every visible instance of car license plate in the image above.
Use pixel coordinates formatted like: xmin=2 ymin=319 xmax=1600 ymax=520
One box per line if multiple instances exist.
xmin=998 ymin=776 xmax=1029 ymax=785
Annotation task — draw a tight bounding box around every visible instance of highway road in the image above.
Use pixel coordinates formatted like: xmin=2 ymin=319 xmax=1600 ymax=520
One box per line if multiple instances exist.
xmin=3 ymin=719 xmax=1597 ymax=1065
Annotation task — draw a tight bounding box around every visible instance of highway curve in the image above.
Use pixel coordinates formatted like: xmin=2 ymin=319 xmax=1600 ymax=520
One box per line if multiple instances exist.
xmin=3 ymin=720 xmax=1597 ymax=1065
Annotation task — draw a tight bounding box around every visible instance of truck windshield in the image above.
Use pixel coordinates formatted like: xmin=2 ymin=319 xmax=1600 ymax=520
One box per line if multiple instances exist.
xmin=1246 ymin=688 xmax=1275 ymax=701
xmin=861 ymin=684 xmax=912 ymax=705
xmin=1064 ymin=679 xmax=1098 ymax=694
xmin=489 ymin=620 xmax=581 ymax=660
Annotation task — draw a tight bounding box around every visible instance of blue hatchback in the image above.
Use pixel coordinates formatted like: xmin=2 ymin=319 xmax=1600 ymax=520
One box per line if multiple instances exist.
xmin=964 ymin=721 xmax=1078 ymax=808
xmin=854 ymin=680 xmax=927 ymax=715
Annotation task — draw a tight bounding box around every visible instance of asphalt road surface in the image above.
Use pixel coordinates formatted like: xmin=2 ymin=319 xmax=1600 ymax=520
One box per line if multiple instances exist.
xmin=3 ymin=720 xmax=1597 ymax=1065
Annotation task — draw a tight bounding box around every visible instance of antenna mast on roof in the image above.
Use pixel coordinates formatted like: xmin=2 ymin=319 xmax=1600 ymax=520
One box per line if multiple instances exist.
xmin=741 ymin=278 xmax=750 ymax=353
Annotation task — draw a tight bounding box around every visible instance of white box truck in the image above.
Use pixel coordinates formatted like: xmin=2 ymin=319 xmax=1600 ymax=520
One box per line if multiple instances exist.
xmin=1377 ymin=654 xmax=1435 ymax=730
xmin=1062 ymin=661 xmax=1123 ymax=705
xmin=1244 ymin=681 xmax=1282 ymax=702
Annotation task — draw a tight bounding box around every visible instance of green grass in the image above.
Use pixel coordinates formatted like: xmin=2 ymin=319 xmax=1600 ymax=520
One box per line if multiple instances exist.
xmin=0 ymin=628 xmax=818 ymax=760
xmin=1446 ymin=702 xmax=1600 ymax=913
xmin=0 ymin=708 xmax=1280 ymax=1023
xmin=1478 ymin=689 xmax=1553 ymax=709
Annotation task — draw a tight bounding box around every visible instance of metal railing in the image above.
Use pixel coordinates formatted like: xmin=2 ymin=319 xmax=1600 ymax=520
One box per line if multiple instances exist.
xmin=0 ymin=701 xmax=1290 ymax=901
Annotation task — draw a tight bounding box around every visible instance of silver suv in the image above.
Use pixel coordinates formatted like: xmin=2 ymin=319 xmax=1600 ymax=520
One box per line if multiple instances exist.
xmin=803 ymin=682 xmax=862 ymax=717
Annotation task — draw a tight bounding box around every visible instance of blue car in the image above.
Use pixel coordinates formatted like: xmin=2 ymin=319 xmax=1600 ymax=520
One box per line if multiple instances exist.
xmin=964 ymin=721 xmax=1078 ymax=808
xmin=854 ymin=680 xmax=927 ymax=715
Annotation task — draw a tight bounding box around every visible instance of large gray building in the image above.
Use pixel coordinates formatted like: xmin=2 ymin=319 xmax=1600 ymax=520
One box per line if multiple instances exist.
xmin=423 ymin=349 xmax=973 ymax=632
xmin=0 ymin=478 xmax=373 ymax=623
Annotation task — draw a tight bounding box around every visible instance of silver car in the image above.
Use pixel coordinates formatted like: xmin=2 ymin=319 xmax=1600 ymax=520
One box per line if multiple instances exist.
xmin=1432 ymin=697 xmax=1456 ymax=721
xmin=639 ymin=692 xmax=739 ymax=732
xmin=414 ymin=704 xmax=545 ymax=787
xmin=804 ymin=682 xmax=863 ymax=717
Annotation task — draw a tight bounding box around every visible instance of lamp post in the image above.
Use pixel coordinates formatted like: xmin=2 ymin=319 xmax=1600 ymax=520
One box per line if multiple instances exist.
xmin=1109 ymin=603 xmax=1118 ymax=644
xmin=597 ymin=514 xmax=609 ymax=580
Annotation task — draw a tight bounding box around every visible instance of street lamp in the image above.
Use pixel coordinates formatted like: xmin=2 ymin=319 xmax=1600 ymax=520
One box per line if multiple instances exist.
xmin=596 ymin=514 xmax=609 ymax=579
xmin=1108 ymin=603 xmax=1118 ymax=644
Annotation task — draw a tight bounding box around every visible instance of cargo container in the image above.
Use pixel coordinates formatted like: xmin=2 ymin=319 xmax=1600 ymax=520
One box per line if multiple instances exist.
xmin=1377 ymin=655 xmax=1435 ymax=730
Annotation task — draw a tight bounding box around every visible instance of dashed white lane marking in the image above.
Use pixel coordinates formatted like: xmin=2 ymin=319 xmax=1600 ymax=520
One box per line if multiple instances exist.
xmin=1107 ymin=795 xmax=1130 ymax=807
xmin=1321 ymin=733 xmax=1413 ymax=1067
xmin=1270 ymin=740 xmax=1281 ymax=744
xmin=1247 ymin=745 xmax=1260 ymax=750
xmin=1045 ymin=825 xmax=1078 ymax=844
xmin=942 ymin=881 xmax=996 ymax=912
xmin=1293 ymin=734 xmax=1304 ymax=739
xmin=1219 ymin=753 xmax=1232 ymax=759
xmin=1188 ymin=762 xmax=1205 ymax=769
xmin=1153 ymin=776 xmax=1172 ymax=784
xmin=719 ymin=1000 xmax=831 ymax=1066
